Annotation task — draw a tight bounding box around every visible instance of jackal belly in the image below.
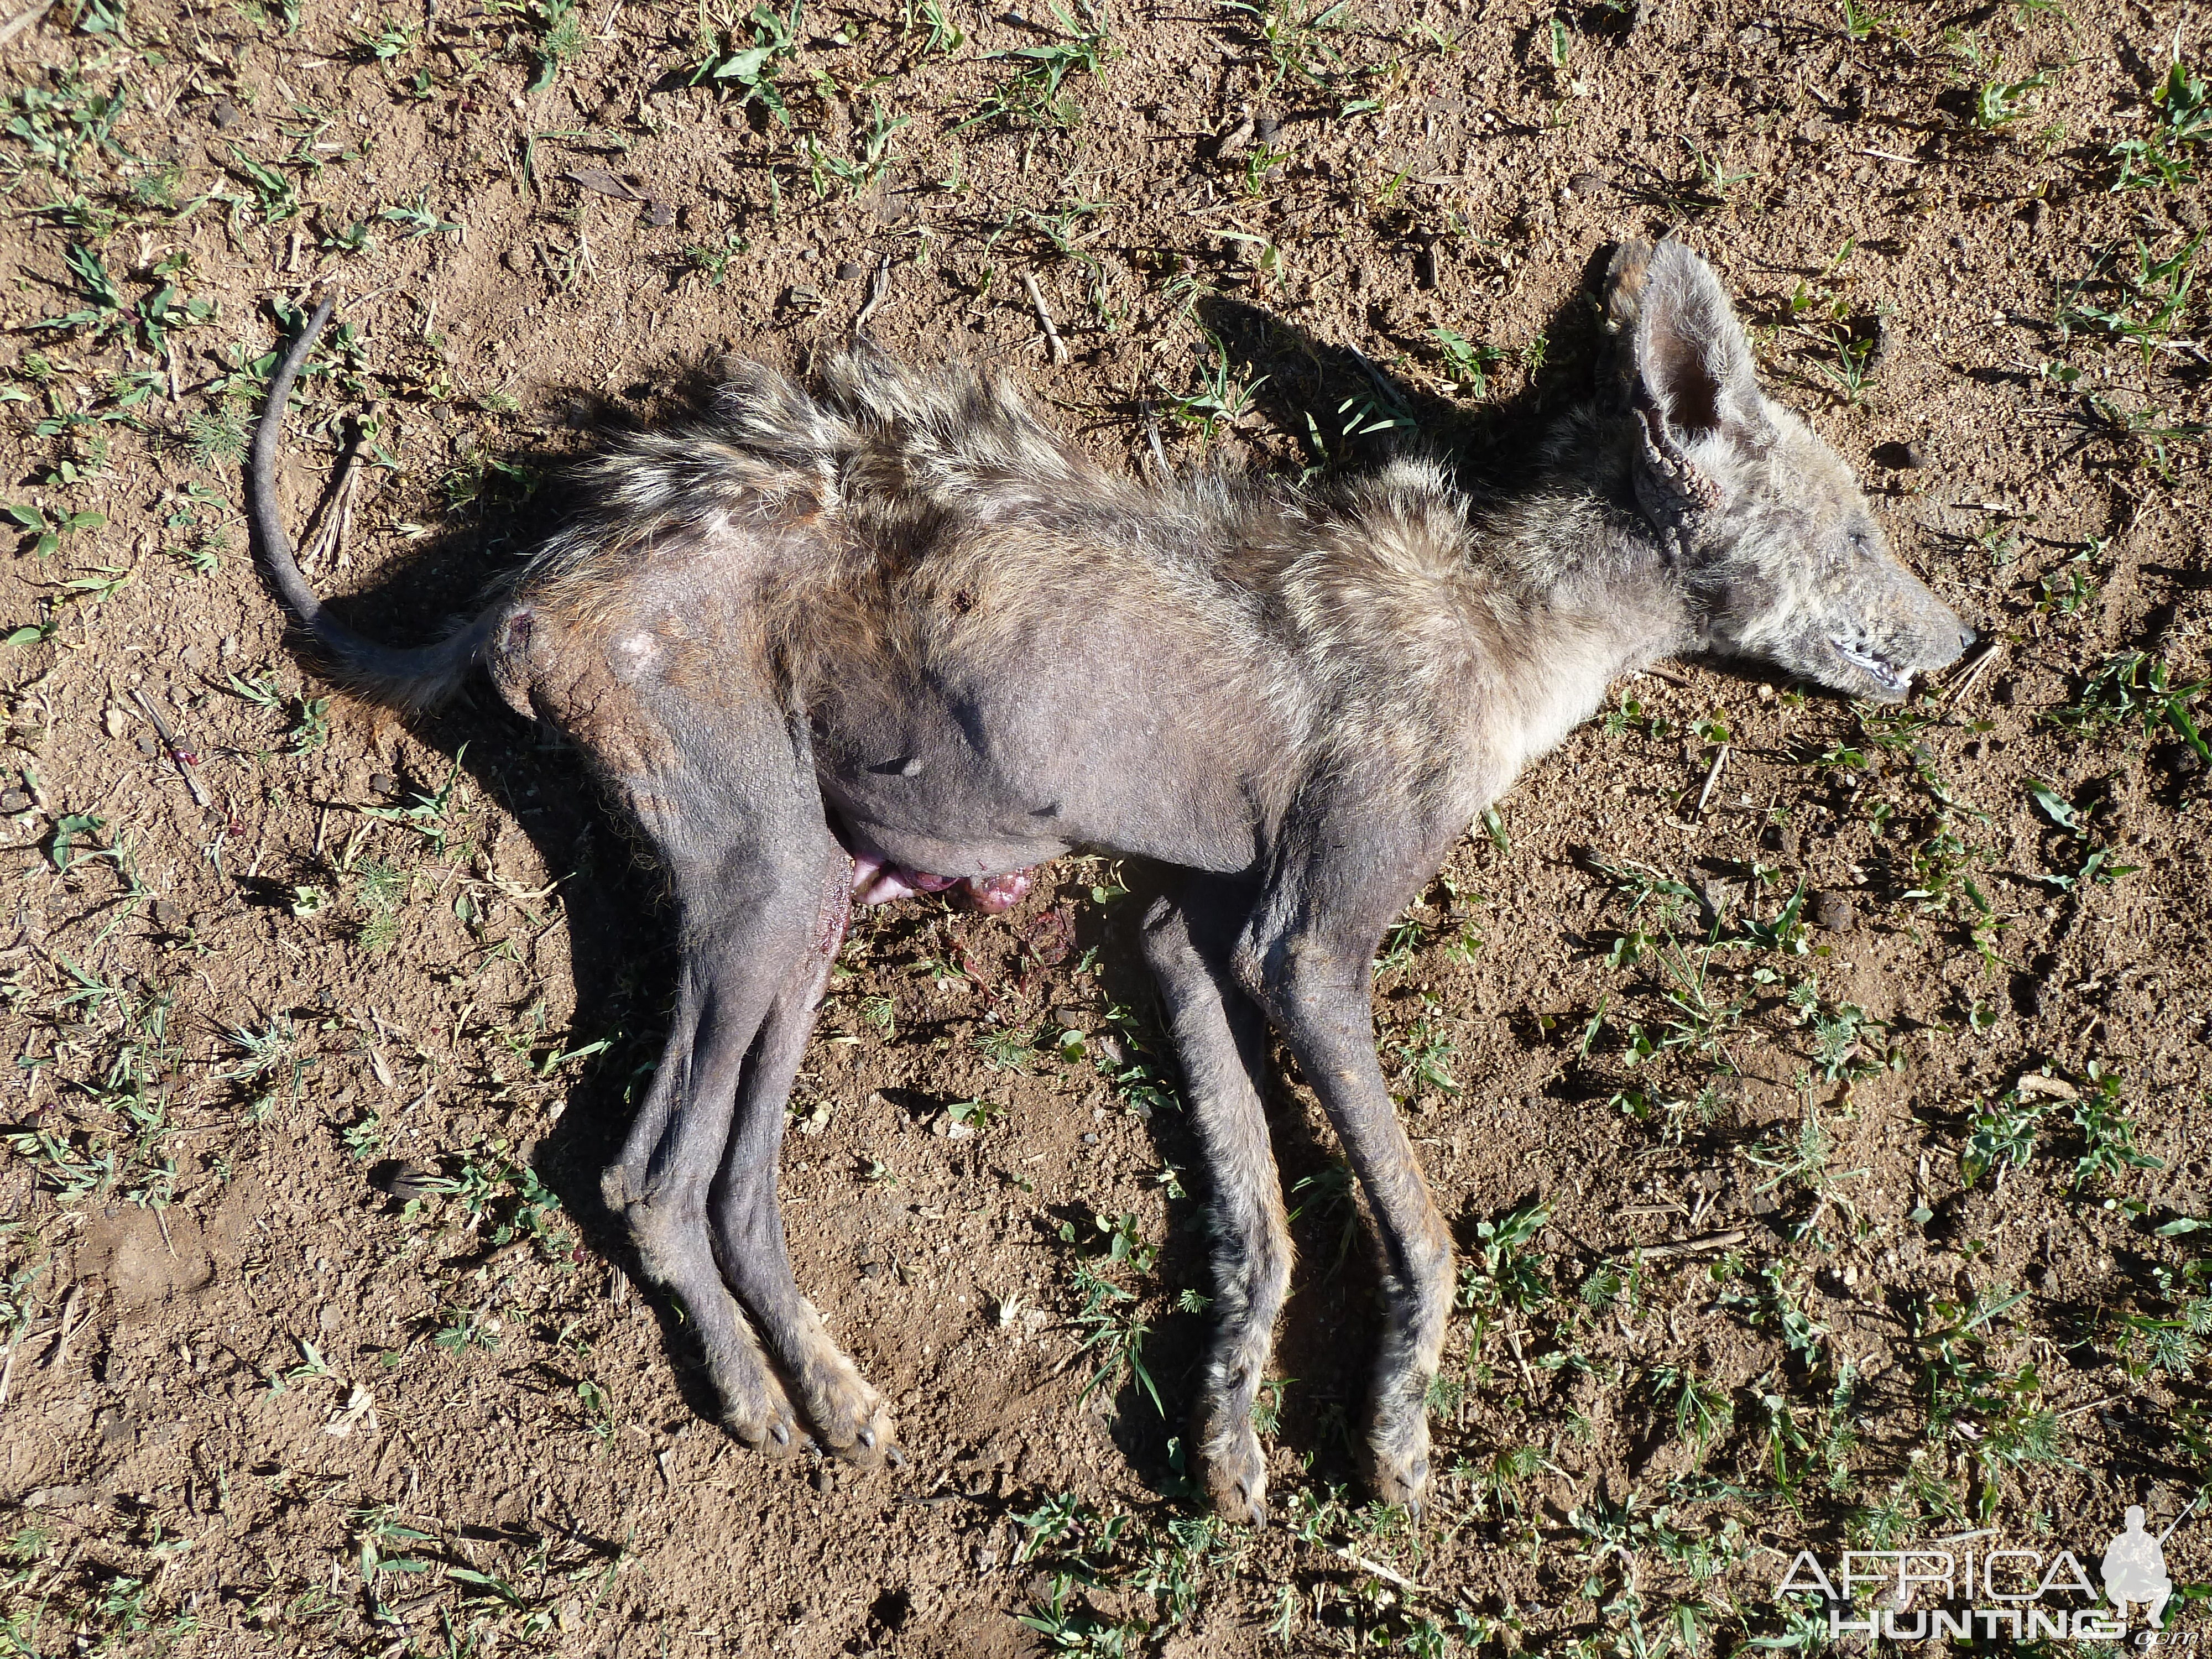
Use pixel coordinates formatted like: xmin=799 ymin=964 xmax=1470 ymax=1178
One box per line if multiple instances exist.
xmin=811 ymin=625 xmax=1282 ymax=881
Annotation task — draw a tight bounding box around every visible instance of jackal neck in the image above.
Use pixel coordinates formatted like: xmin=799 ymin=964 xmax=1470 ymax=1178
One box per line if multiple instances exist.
xmin=1466 ymin=486 xmax=1697 ymax=794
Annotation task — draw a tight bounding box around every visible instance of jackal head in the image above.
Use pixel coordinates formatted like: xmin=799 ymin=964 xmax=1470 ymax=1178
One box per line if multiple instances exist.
xmin=1602 ymin=239 xmax=1973 ymax=702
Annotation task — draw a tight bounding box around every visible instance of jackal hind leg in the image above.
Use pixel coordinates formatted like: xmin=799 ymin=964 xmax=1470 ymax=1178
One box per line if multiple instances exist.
xmin=603 ymin=881 xmax=806 ymax=1455
xmin=709 ymin=847 xmax=896 ymax=1467
xmin=597 ymin=674 xmax=874 ymax=1457
xmin=1141 ymin=879 xmax=1290 ymax=1526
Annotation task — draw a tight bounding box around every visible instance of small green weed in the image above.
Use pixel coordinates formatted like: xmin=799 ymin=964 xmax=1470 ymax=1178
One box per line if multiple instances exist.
xmin=2069 ymin=1065 xmax=2161 ymax=1191
xmin=1429 ymin=327 xmax=1503 ymax=397
xmin=805 ymin=97 xmax=909 ymax=197
xmin=2110 ymin=54 xmax=2210 ymax=189
xmin=2052 ymin=651 xmax=2209 ymax=766
xmin=1458 ymin=1199 xmax=1552 ymax=1324
xmin=1960 ymin=1096 xmax=2047 ymax=1185
xmin=964 ymin=3 xmax=1109 ymax=131
xmin=689 ymin=0 xmax=805 ymax=124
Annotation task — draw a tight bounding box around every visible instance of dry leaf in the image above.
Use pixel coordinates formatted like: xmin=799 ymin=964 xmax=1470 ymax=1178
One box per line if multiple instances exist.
xmin=564 ymin=168 xmax=646 ymax=202
xmin=325 ymin=1383 xmax=377 ymax=1437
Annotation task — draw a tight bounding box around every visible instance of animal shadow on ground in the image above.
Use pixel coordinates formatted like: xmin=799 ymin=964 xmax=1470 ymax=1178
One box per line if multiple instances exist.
xmin=1188 ymin=242 xmax=1617 ymax=491
xmin=257 ymin=245 xmax=1778 ymax=1485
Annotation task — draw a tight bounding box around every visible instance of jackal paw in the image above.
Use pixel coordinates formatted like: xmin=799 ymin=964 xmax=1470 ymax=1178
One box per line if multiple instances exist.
xmin=1201 ymin=1422 xmax=1270 ymax=1527
xmin=1371 ymin=1446 xmax=1430 ymax=1515
xmin=1367 ymin=1413 xmax=1432 ymax=1515
xmin=716 ymin=1377 xmax=804 ymax=1459
xmin=798 ymin=1364 xmax=898 ymax=1469
xmin=1363 ymin=1442 xmax=1433 ymax=1522
xmin=693 ymin=1325 xmax=805 ymax=1458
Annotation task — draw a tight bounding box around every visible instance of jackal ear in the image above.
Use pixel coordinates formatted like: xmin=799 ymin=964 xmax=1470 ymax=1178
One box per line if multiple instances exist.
xmin=1610 ymin=240 xmax=1762 ymax=439
xmin=1604 ymin=240 xmax=1764 ymax=547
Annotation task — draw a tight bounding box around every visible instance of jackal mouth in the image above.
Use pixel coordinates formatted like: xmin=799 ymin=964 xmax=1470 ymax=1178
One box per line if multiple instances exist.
xmin=1828 ymin=635 xmax=1912 ymax=696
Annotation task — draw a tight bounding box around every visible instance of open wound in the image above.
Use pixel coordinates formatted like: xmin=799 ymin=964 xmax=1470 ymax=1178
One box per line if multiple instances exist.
xmin=849 ymin=855 xmax=1034 ymax=913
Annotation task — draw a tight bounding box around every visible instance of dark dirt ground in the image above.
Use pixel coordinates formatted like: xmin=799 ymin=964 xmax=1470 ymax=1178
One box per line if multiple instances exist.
xmin=1 ymin=0 xmax=2210 ymax=1651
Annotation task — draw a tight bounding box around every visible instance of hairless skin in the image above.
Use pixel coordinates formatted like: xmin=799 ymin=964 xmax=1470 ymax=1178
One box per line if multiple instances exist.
xmin=249 ymin=241 xmax=1971 ymax=1521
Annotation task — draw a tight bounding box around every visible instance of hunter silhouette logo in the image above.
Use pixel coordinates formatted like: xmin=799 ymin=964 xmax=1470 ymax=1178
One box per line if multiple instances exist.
xmin=2101 ymin=1505 xmax=2179 ymax=1629
xmin=1776 ymin=1499 xmax=2194 ymax=1642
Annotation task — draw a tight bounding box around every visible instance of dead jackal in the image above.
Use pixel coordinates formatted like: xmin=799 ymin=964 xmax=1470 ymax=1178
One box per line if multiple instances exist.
xmin=249 ymin=239 xmax=1969 ymax=1520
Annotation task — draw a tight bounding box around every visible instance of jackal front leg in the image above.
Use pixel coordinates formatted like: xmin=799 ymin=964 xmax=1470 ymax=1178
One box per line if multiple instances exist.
xmin=1141 ymin=881 xmax=1289 ymax=1525
xmin=1238 ymin=872 xmax=1457 ymax=1514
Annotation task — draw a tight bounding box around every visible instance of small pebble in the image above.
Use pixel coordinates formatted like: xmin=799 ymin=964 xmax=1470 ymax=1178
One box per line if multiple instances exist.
xmin=1080 ymin=1132 xmax=1099 ymax=1145
xmin=152 ymin=899 xmax=185 ymax=931
xmin=377 ymin=1161 xmax=439 ymax=1201
xmin=1863 ymin=315 xmax=1892 ymax=374
xmin=812 ymin=1468 xmax=833 ymax=1493
xmin=834 ymin=259 xmax=865 ymax=282
xmin=210 ymin=99 xmax=242 ymax=129
xmin=370 ymin=772 xmax=398 ymax=796
xmin=0 ymin=789 xmax=30 ymax=814
xmin=643 ymin=201 xmax=675 ymax=228
xmin=1901 ymin=439 xmax=1927 ymax=469
xmin=1812 ymin=890 xmax=1857 ymax=933
xmin=1253 ymin=112 xmax=1279 ymax=145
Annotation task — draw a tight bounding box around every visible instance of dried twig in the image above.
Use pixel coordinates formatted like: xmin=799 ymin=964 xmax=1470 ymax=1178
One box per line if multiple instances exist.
xmin=1140 ymin=401 xmax=1171 ymax=479
xmin=1635 ymin=1228 xmax=1749 ymax=1261
xmin=42 ymin=1286 xmax=81 ymax=1373
xmin=304 ymin=439 xmax=363 ymax=572
xmin=1941 ymin=641 xmax=2001 ymax=708
xmin=1021 ymin=271 xmax=1069 ymax=365
xmin=133 ymin=688 xmax=213 ymax=808
xmin=854 ymin=254 xmax=893 ymax=333
xmin=1693 ymin=743 xmax=1729 ymax=818
xmin=563 ymin=166 xmax=647 ymax=202
xmin=2057 ymin=1395 xmax=2115 ymax=1420
xmin=0 ymin=0 xmax=57 ymax=47
xmin=1332 ymin=1546 xmax=1443 ymax=1596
